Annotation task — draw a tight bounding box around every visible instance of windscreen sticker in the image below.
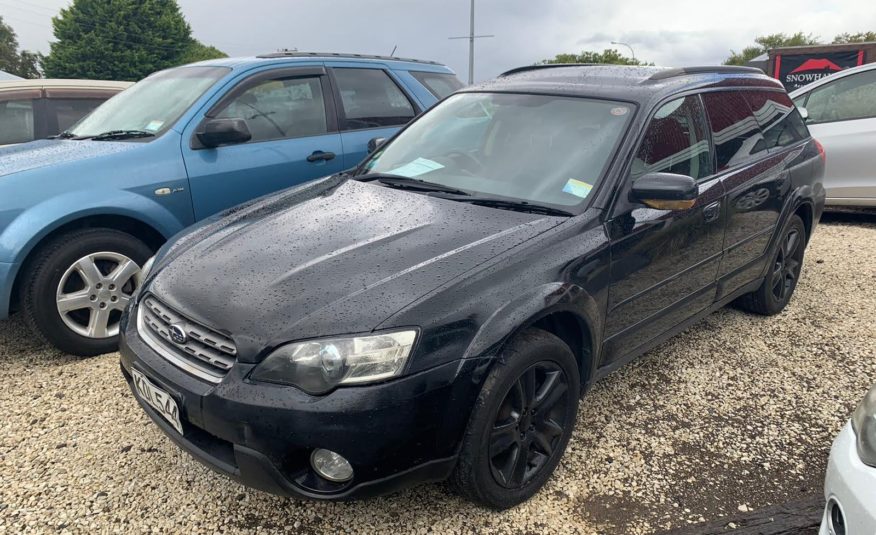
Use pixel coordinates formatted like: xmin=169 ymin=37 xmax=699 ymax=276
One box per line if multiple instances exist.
xmin=388 ymin=157 xmax=445 ymax=178
xmin=610 ymin=106 xmax=629 ymax=116
xmin=562 ymin=178 xmax=594 ymax=199
xmin=144 ymin=120 xmax=164 ymax=132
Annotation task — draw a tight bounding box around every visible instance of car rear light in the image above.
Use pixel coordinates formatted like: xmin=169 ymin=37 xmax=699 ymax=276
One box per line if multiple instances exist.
xmin=814 ymin=139 xmax=826 ymax=163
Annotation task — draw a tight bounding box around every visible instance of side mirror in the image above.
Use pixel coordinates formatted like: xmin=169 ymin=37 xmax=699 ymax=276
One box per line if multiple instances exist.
xmin=630 ymin=172 xmax=698 ymax=210
xmin=196 ymin=118 xmax=252 ymax=148
xmin=797 ymin=106 xmax=809 ymax=121
xmin=367 ymin=137 xmax=386 ymax=154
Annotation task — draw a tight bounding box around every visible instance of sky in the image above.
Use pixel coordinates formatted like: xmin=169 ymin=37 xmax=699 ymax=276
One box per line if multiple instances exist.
xmin=4 ymin=0 xmax=876 ymax=82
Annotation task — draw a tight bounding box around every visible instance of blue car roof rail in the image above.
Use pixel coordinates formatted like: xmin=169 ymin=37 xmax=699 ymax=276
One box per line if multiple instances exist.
xmin=255 ymin=51 xmax=443 ymax=66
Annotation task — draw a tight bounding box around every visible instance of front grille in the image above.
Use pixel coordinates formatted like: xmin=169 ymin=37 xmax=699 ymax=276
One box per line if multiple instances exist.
xmin=137 ymin=295 xmax=237 ymax=383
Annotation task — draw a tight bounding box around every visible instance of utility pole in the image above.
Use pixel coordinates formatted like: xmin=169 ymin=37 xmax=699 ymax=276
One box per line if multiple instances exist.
xmin=449 ymin=0 xmax=494 ymax=84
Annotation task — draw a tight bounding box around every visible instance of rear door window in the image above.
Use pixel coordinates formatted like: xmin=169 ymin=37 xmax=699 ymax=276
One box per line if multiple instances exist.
xmin=802 ymin=69 xmax=876 ymax=123
xmin=410 ymin=71 xmax=465 ymax=99
xmin=632 ymin=95 xmax=713 ymax=181
xmin=332 ymin=68 xmax=416 ymax=130
xmin=742 ymin=91 xmax=808 ymax=150
xmin=701 ymin=91 xmax=768 ymax=171
xmin=0 ymin=97 xmax=35 ymax=144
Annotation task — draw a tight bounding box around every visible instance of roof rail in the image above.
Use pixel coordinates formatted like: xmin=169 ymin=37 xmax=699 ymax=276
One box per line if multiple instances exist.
xmin=499 ymin=63 xmax=603 ymax=77
xmin=255 ymin=51 xmax=441 ymax=66
xmin=648 ymin=65 xmax=764 ymax=81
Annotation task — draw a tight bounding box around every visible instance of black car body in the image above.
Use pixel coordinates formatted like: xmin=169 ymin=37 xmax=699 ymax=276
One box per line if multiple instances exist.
xmin=119 ymin=65 xmax=825 ymax=507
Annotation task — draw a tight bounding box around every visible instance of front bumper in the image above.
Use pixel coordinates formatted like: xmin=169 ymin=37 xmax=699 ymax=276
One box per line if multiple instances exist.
xmin=819 ymin=422 xmax=876 ymax=535
xmin=119 ymin=313 xmax=491 ymax=500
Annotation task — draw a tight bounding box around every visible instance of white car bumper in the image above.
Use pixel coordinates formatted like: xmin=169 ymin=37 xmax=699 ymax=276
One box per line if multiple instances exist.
xmin=819 ymin=422 xmax=876 ymax=535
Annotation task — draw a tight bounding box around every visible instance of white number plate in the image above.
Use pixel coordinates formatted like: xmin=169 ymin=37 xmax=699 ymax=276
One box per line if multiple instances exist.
xmin=132 ymin=369 xmax=183 ymax=435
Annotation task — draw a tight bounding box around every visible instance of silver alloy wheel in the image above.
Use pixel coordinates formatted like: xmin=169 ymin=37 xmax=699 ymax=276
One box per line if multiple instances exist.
xmin=55 ymin=252 xmax=143 ymax=339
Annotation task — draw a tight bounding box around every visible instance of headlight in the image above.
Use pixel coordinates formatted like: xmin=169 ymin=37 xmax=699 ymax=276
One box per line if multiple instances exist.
xmin=852 ymin=384 xmax=876 ymax=467
xmin=250 ymin=330 xmax=417 ymax=395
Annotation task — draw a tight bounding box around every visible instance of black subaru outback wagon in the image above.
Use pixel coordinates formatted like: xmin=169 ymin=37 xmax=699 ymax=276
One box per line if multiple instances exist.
xmin=120 ymin=65 xmax=825 ymax=509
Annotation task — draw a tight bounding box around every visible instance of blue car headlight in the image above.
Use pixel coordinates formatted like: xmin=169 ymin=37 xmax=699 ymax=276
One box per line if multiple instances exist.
xmin=851 ymin=385 xmax=876 ymax=467
xmin=250 ymin=330 xmax=417 ymax=395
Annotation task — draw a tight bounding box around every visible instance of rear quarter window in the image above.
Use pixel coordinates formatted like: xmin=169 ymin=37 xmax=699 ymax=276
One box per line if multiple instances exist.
xmin=410 ymin=71 xmax=465 ymax=99
xmin=742 ymin=91 xmax=809 ymax=150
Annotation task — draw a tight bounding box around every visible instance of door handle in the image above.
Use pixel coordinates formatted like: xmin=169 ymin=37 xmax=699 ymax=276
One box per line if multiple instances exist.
xmin=307 ymin=150 xmax=336 ymax=163
xmin=703 ymin=201 xmax=721 ymax=223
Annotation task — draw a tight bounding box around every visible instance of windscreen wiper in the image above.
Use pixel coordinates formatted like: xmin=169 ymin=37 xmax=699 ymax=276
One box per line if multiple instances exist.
xmin=443 ymin=197 xmax=574 ymax=217
xmin=354 ymin=173 xmax=470 ymax=196
xmin=50 ymin=131 xmax=78 ymax=139
xmin=90 ymin=130 xmax=156 ymax=141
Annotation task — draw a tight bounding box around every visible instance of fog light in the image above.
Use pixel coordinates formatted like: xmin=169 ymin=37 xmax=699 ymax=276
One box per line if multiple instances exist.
xmin=310 ymin=449 xmax=353 ymax=483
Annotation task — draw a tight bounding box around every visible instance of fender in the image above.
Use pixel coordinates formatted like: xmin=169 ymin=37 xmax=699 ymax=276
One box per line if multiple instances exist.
xmin=463 ymin=282 xmax=604 ymax=384
xmin=0 ymin=189 xmax=189 ymax=318
xmin=0 ymin=188 xmax=187 ymax=264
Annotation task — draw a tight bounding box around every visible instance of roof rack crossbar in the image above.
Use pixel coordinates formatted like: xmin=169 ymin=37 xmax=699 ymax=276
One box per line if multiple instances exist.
xmin=648 ymin=65 xmax=764 ymax=81
xmin=255 ymin=51 xmax=441 ymax=66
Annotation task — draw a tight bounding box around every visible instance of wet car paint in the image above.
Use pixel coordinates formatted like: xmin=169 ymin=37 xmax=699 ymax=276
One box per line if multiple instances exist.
xmin=120 ymin=65 xmax=826 ymax=500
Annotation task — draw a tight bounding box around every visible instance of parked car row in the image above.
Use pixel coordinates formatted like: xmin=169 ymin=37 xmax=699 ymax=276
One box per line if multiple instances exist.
xmin=0 ymin=52 xmax=871 ymax=520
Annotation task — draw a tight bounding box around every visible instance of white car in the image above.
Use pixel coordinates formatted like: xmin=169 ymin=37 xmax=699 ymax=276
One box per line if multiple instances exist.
xmin=790 ymin=62 xmax=876 ymax=207
xmin=820 ymin=385 xmax=876 ymax=535
xmin=0 ymin=78 xmax=131 ymax=146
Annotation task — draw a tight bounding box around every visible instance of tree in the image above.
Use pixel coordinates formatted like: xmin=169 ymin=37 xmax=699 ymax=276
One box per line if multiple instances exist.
xmin=42 ymin=0 xmax=226 ymax=81
xmin=724 ymin=33 xmax=821 ymax=65
xmin=178 ymin=40 xmax=227 ymax=64
xmin=833 ymin=31 xmax=876 ymax=44
xmin=541 ymin=48 xmax=648 ymax=66
xmin=0 ymin=16 xmax=42 ymax=78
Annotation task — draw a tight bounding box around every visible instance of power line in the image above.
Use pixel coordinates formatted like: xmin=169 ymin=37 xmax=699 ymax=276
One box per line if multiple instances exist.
xmin=448 ymin=0 xmax=493 ymax=84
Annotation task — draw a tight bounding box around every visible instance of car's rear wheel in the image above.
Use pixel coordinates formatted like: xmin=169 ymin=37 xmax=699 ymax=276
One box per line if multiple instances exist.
xmin=734 ymin=214 xmax=806 ymax=316
xmin=19 ymin=228 xmax=152 ymax=356
xmin=451 ymin=328 xmax=579 ymax=509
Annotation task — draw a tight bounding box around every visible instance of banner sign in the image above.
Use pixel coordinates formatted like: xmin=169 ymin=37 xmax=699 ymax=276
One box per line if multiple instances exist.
xmin=774 ymin=50 xmax=864 ymax=90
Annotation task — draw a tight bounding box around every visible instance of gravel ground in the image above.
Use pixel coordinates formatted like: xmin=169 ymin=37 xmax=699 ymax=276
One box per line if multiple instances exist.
xmin=1 ymin=213 xmax=874 ymax=535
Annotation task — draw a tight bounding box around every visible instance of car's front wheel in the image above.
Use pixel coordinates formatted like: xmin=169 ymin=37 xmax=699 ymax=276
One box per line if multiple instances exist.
xmin=19 ymin=228 xmax=152 ymax=356
xmin=451 ymin=328 xmax=580 ymax=509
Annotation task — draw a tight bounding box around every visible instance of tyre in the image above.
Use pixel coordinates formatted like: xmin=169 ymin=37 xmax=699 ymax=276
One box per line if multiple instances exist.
xmin=451 ymin=328 xmax=580 ymax=509
xmin=734 ymin=214 xmax=806 ymax=316
xmin=19 ymin=228 xmax=153 ymax=356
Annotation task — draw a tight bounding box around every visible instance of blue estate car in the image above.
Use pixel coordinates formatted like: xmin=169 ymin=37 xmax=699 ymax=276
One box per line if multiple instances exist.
xmin=0 ymin=52 xmax=462 ymax=356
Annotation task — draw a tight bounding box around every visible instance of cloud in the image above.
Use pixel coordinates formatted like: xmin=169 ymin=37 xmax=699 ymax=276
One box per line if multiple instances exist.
xmin=9 ymin=0 xmax=876 ymax=81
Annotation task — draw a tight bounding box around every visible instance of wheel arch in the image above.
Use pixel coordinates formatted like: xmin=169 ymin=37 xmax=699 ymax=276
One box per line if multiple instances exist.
xmin=465 ymin=283 xmax=603 ymax=391
xmin=7 ymin=211 xmax=176 ymax=315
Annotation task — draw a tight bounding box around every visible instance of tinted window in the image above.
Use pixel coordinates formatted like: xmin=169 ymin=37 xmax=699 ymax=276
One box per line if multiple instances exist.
xmin=0 ymin=98 xmax=35 ymax=144
xmin=632 ymin=95 xmax=713 ymax=180
xmin=702 ymin=91 xmax=767 ymax=171
xmin=742 ymin=91 xmax=808 ymax=150
xmin=333 ymin=68 xmax=416 ymax=129
xmin=411 ymin=71 xmax=465 ymax=99
xmin=216 ymin=76 xmax=327 ymax=142
xmin=50 ymin=98 xmax=106 ymax=132
xmin=803 ymin=69 xmax=876 ymax=123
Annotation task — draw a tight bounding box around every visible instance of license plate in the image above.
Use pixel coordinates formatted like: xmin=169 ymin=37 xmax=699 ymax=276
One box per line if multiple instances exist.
xmin=132 ymin=369 xmax=183 ymax=435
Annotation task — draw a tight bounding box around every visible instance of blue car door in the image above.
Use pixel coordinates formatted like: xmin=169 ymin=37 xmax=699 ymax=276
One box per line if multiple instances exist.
xmin=181 ymin=65 xmax=344 ymax=220
xmin=325 ymin=64 xmax=421 ymax=168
